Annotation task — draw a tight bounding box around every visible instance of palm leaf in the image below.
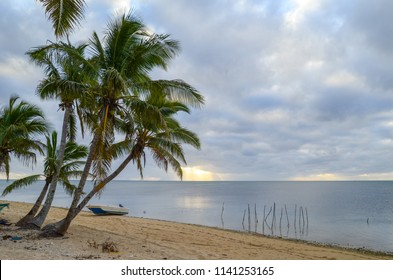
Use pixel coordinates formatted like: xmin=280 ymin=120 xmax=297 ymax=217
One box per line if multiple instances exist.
xmin=58 ymin=177 xmax=76 ymax=195
xmin=1 ymin=174 xmax=42 ymax=196
xmin=38 ymin=0 xmax=86 ymax=38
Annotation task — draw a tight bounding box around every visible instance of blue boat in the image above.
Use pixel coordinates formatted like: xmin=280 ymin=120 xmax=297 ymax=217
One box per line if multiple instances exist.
xmin=87 ymin=205 xmax=129 ymax=216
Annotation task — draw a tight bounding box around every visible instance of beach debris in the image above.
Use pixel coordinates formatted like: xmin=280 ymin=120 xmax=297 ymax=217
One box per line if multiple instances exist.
xmin=88 ymin=238 xmax=119 ymax=253
xmin=0 ymin=219 xmax=11 ymax=226
xmin=2 ymin=234 xmax=12 ymax=240
xmin=76 ymin=254 xmax=100 ymax=260
xmin=87 ymin=239 xmax=100 ymax=249
xmin=102 ymin=239 xmax=119 ymax=253
xmin=2 ymin=234 xmax=22 ymax=241
xmin=11 ymin=236 xmax=22 ymax=241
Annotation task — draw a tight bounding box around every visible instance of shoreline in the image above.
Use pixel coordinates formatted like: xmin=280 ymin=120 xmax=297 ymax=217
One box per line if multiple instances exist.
xmin=1 ymin=200 xmax=393 ymax=260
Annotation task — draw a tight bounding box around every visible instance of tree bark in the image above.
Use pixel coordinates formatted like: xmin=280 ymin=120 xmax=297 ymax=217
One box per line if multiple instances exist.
xmin=26 ymin=105 xmax=71 ymax=228
xmin=16 ymin=179 xmax=50 ymax=227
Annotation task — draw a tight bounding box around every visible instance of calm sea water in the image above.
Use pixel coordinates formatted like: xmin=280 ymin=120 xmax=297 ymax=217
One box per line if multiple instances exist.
xmin=1 ymin=180 xmax=393 ymax=253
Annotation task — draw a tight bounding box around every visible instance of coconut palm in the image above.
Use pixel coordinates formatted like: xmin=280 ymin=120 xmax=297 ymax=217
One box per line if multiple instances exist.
xmin=1 ymin=131 xmax=88 ymax=226
xmin=81 ymin=96 xmax=201 ymax=200
xmin=44 ymin=92 xmax=202 ymax=236
xmin=24 ymin=41 xmax=93 ymax=228
xmin=67 ymin=11 xmax=203 ymax=206
xmin=41 ymin=12 xmax=204 ymax=236
xmin=0 ymin=96 xmax=48 ymax=179
xmin=38 ymin=0 xmax=86 ymax=38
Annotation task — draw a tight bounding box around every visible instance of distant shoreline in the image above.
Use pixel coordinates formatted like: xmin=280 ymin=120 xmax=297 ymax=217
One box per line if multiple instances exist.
xmin=1 ymin=200 xmax=392 ymax=260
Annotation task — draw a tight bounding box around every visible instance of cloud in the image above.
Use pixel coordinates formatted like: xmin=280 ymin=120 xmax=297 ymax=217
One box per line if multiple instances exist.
xmin=1 ymin=0 xmax=393 ymax=181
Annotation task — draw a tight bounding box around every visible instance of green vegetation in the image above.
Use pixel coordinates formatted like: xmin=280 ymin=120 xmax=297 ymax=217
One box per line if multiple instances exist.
xmin=2 ymin=131 xmax=88 ymax=227
xmin=0 ymin=96 xmax=48 ymax=179
xmin=1 ymin=1 xmax=203 ymax=236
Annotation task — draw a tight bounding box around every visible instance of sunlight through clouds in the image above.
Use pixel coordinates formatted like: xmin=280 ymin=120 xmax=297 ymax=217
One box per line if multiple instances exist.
xmin=181 ymin=167 xmax=221 ymax=181
xmin=291 ymin=173 xmax=346 ymax=181
xmin=292 ymin=172 xmax=393 ymax=181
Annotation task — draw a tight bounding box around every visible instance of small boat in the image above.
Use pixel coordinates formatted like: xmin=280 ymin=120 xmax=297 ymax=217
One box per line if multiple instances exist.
xmin=87 ymin=205 xmax=129 ymax=216
xmin=0 ymin=203 xmax=10 ymax=213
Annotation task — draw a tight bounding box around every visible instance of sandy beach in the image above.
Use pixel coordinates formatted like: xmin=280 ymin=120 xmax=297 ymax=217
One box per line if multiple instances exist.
xmin=1 ymin=200 xmax=392 ymax=260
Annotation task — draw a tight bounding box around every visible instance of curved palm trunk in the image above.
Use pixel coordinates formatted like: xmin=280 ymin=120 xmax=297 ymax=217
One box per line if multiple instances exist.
xmin=16 ymin=178 xmax=50 ymax=227
xmin=0 ymin=153 xmax=9 ymax=179
xmin=0 ymin=154 xmax=4 ymax=170
xmin=42 ymin=147 xmax=135 ymax=236
xmin=41 ymin=131 xmax=101 ymax=236
xmin=26 ymin=105 xmax=71 ymax=229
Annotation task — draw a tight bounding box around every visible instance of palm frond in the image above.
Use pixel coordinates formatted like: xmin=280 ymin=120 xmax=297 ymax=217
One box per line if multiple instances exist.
xmin=60 ymin=161 xmax=86 ymax=174
xmin=150 ymin=79 xmax=204 ymax=108
xmin=63 ymin=141 xmax=88 ymax=162
xmin=169 ymin=127 xmax=201 ymax=150
xmin=38 ymin=0 xmax=86 ymax=38
xmin=1 ymin=174 xmax=42 ymax=196
xmin=58 ymin=177 xmax=77 ymax=195
xmin=150 ymin=145 xmax=183 ymax=179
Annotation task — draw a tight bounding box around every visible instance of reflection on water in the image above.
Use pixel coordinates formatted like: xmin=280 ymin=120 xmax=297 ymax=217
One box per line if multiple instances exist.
xmin=177 ymin=196 xmax=211 ymax=209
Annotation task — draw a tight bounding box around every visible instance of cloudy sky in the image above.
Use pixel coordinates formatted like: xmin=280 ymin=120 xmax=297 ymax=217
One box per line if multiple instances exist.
xmin=1 ymin=0 xmax=393 ymax=181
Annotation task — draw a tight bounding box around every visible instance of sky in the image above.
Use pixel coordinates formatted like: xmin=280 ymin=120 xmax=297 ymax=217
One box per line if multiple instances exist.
xmin=1 ymin=0 xmax=393 ymax=181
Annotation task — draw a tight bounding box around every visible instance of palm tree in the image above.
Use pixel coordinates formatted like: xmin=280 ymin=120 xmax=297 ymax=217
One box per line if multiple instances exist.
xmin=1 ymin=131 xmax=88 ymax=227
xmin=38 ymin=0 xmax=86 ymax=38
xmin=41 ymin=12 xmax=204 ymax=236
xmin=24 ymin=41 xmax=93 ymax=228
xmin=45 ymin=91 xmax=202 ymax=236
xmin=0 ymin=96 xmax=48 ymax=179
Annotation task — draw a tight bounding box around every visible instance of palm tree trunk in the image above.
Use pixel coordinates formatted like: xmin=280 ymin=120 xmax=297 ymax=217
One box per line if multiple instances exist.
xmin=16 ymin=179 xmax=50 ymax=227
xmin=40 ymin=130 xmax=101 ymax=236
xmin=0 ymin=153 xmax=8 ymax=179
xmin=41 ymin=147 xmax=135 ymax=236
xmin=0 ymin=154 xmax=4 ymax=170
xmin=26 ymin=105 xmax=71 ymax=228
xmin=69 ymin=130 xmax=101 ymax=209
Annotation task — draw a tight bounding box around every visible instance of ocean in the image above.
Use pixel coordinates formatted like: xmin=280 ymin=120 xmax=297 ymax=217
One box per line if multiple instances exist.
xmin=1 ymin=180 xmax=393 ymax=253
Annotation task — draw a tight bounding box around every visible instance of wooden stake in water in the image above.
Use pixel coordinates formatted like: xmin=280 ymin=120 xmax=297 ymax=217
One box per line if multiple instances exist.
xmin=248 ymin=204 xmax=251 ymax=233
xmin=254 ymin=203 xmax=258 ymax=233
xmin=301 ymin=206 xmax=305 ymax=234
xmin=305 ymin=207 xmax=309 ymax=234
xmin=279 ymin=207 xmax=283 ymax=235
xmin=262 ymin=205 xmax=266 ymax=234
xmin=271 ymin=202 xmax=276 ymax=231
xmin=294 ymin=204 xmax=297 ymax=233
xmin=265 ymin=206 xmax=272 ymax=231
xmin=242 ymin=209 xmax=246 ymax=230
xmin=285 ymin=204 xmax=290 ymax=228
xmin=221 ymin=202 xmax=225 ymax=228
